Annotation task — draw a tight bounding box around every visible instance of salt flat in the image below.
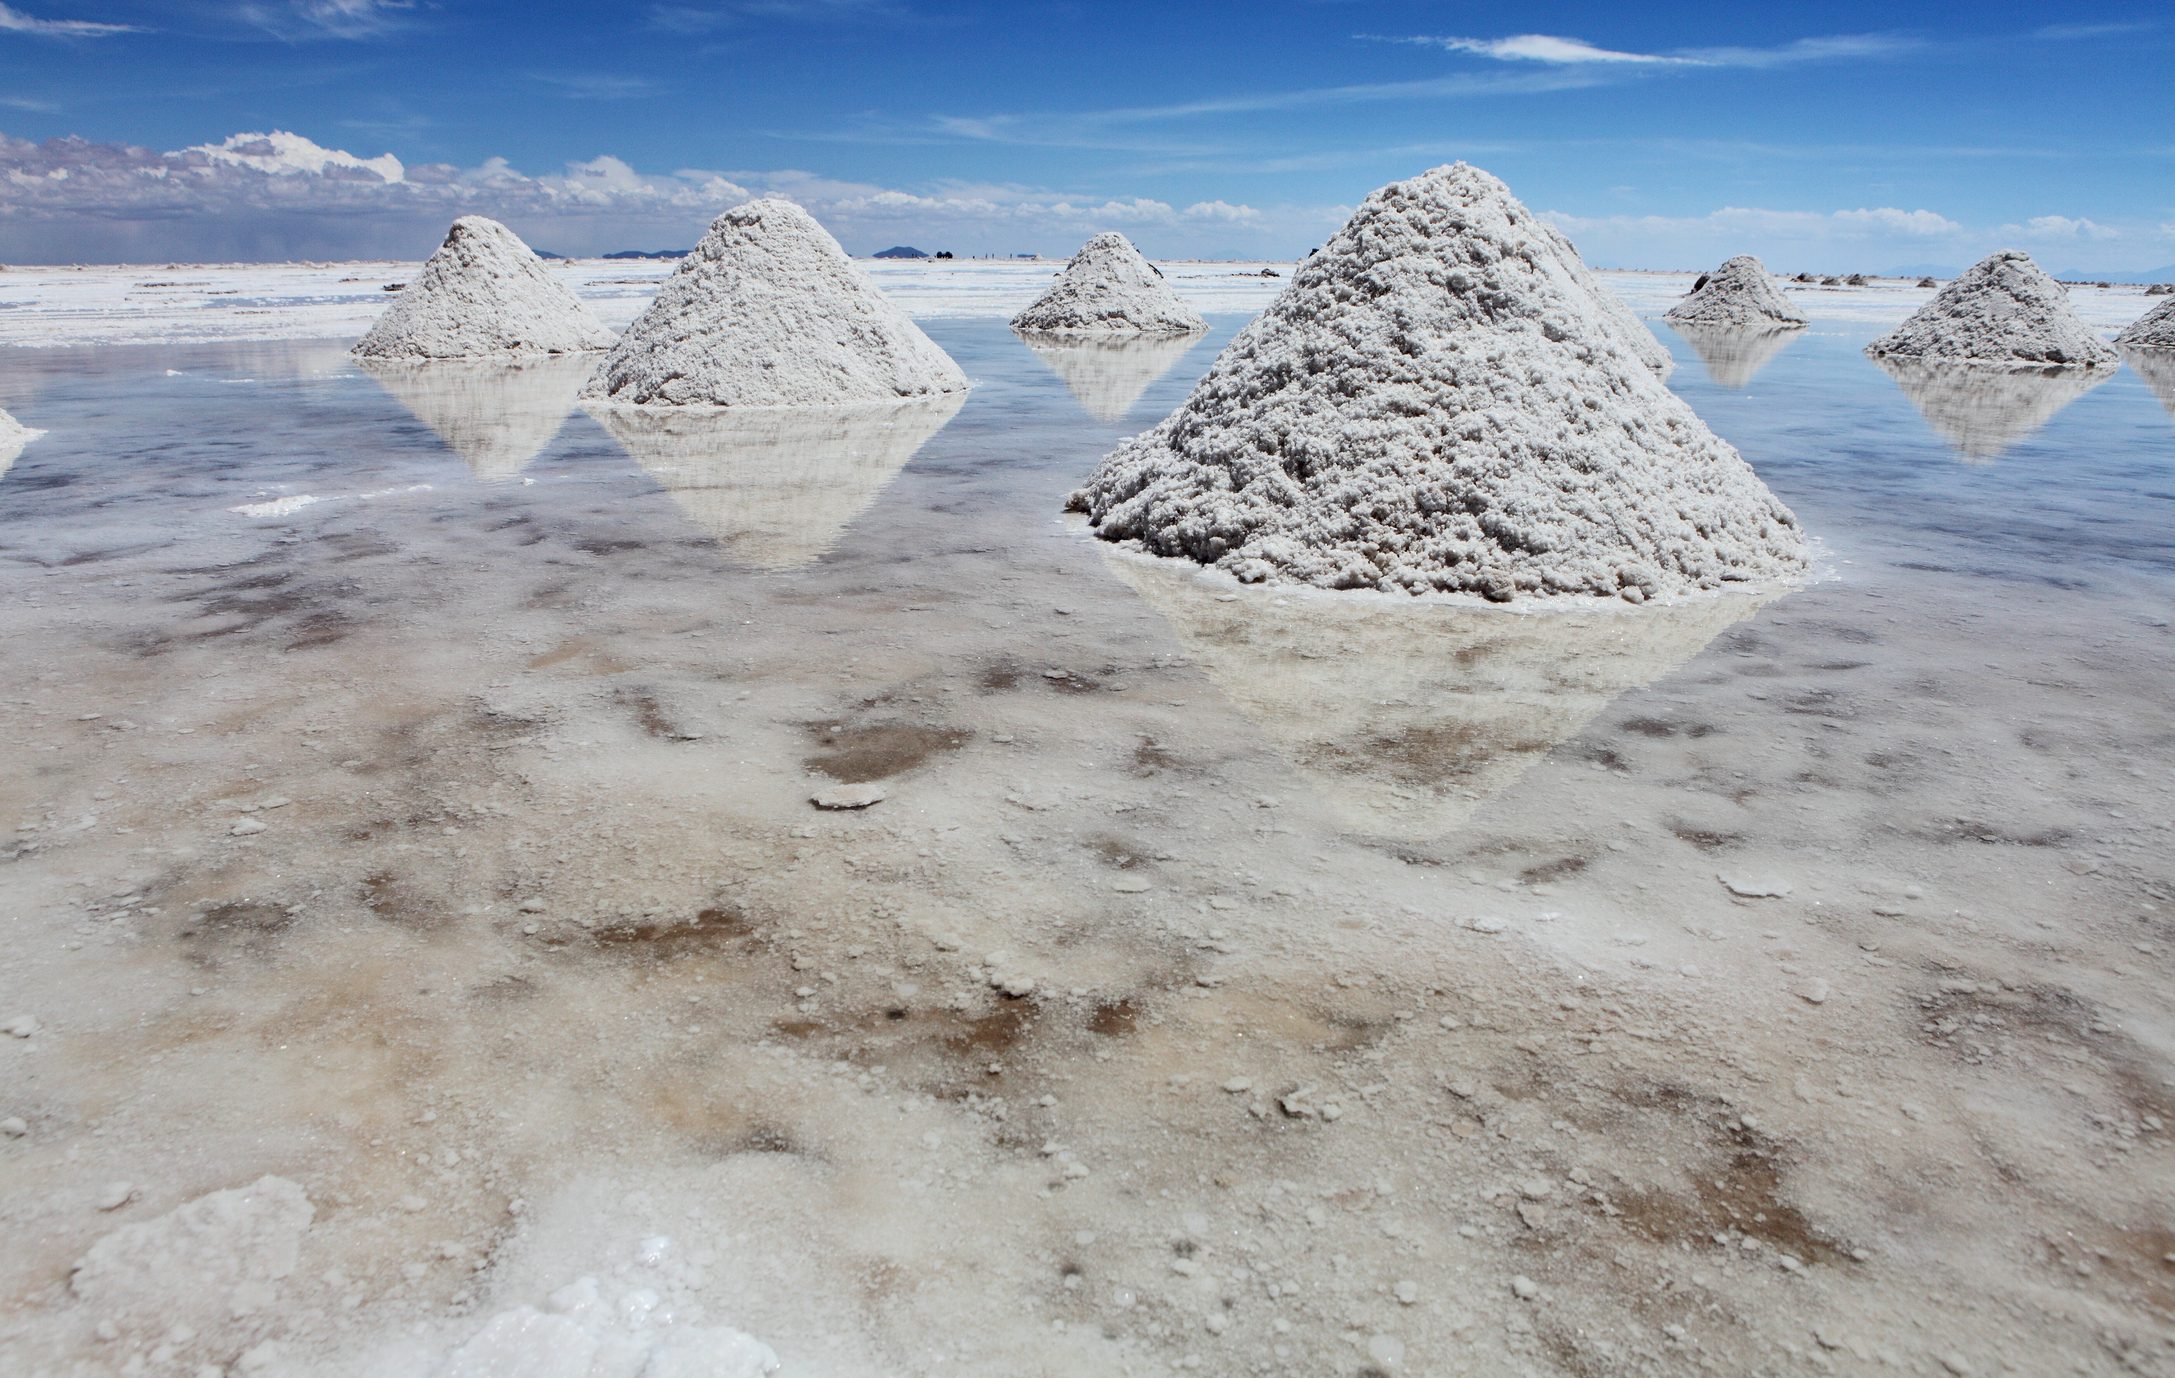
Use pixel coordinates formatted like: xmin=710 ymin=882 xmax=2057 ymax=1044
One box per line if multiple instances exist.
xmin=0 ymin=274 xmax=2170 ymax=1377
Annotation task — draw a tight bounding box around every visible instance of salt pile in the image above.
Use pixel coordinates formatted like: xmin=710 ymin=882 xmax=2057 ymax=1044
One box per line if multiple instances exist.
xmin=2114 ymin=296 xmax=2175 ymax=349
xmin=1664 ymin=255 xmax=1806 ymax=328
xmin=1865 ymin=250 xmax=2117 ymax=366
xmin=1010 ymin=232 xmax=1208 ymax=337
xmin=353 ymin=217 xmax=615 ymax=360
xmin=0 ymin=405 xmax=38 ymax=472
xmin=582 ymin=199 xmax=968 ymax=407
xmin=1068 ymin=163 xmax=1805 ymax=602
xmin=1874 ymin=356 xmax=2114 ymax=461
xmin=361 ymin=354 xmax=593 ymax=480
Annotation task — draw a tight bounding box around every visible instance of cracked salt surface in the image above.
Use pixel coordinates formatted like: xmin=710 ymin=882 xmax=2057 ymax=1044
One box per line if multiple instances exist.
xmin=0 ymin=294 xmax=2172 ymax=1378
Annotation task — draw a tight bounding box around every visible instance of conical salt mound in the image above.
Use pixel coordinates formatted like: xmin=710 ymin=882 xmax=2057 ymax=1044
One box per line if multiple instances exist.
xmin=1023 ymin=332 xmax=1205 ymax=423
xmin=582 ymin=198 xmax=968 ymax=408
xmin=1668 ymin=322 xmax=1799 ymax=389
xmin=2120 ymin=347 xmax=2175 ymax=423
xmin=2115 ymin=296 xmax=2175 ymax=349
xmin=1011 ymin=233 xmax=1207 ymax=337
xmin=0 ymin=406 xmax=40 ymax=476
xmin=1665 ymin=256 xmax=1806 ymax=329
xmin=1067 ymin=163 xmax=1806 ymax=603
xmin=1874 ymin=356 xmax=2112 ymax=461
xmin=1866 ymin=251 xmax=2116 ymax=366
xmin=587 ymin=395 xmax=962 ymax=568
xmin=360 ymin=354 xmax=593 ymax=481
xmin=353 ymin=217 xmax=614 ymax=360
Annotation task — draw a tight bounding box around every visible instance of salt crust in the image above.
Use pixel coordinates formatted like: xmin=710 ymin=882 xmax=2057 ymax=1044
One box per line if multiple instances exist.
xmin=1010 ymin=232 xmax=1208 ymax=337
xmin=70 ymin=1176 xmax=314 ymax=1341
xmin=2114 ymin=296 xmax=2175 ymax=349
xmin=353 ymin=217 xmax=615 ymax=360
xmin=1664 ymin=255 xmax=1806 ymax=328
xmin=1865 ymin=250 xmax=2118 ymax=367
xmin=441 ymin=1275 xmax=778 ymax=1378
xmin=1067 ymin=163 xmax=1806 ymax=602
xmin=582 ymin=199 xmax=968 ymax=408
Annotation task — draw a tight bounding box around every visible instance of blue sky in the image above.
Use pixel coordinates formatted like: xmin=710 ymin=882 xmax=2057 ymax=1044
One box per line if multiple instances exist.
xmin=1 ymin=1 xmax=2170 ymax=270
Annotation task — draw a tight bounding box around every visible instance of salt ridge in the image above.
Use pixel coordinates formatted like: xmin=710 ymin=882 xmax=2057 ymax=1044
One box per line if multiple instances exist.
xmin=353 ymin=217 xmax=615 ymax=360
xmin=1068 ymin=163 xmax=1807 ymax=603
xmin=1010 ymin=232 xmax=1208 ymax=337
xmin=582 ymin=198 xmax=968 ymax=408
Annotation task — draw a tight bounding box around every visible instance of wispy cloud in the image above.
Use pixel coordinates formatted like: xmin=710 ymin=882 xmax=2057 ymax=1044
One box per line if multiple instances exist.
xmin=0 ymin=3 xmax=138 ymax=37
xmin=529 ymin=73 xmax=661 ymax=100
xmin=1373 ymin=30 xmax=1919 ymax=70
xmin=238 ymin=0 xmax=416 ymax=40
xmin=647 ymin=0 xmax=903 ymax=32
xmin=2033 ymin=21 xmax=2156 ymax=41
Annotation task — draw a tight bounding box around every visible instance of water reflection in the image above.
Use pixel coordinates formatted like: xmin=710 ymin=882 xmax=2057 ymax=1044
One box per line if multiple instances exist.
xmin=1668 ymin=323 xmax=1800 ymax=389
xmin=0 ymin=419 xmax=32 ymax=477
xmin=1015 ymin=330 xmax=1205 ymax=424
xmin=2119 ymin=347 xmax=2175 ymax=424
xmin=1108 ymin=550 xmax=1773 ymax=844
xmin=587 ymin=395 xmax=964 ymax=569
xmin=1873 ymin=357 xmax=2115 ymax=462
xmin=359 ymin=354 xmax=596 ymax=481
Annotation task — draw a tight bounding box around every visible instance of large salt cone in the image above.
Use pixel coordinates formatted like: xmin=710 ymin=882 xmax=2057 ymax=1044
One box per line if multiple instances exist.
xmin=586 ymin=395 xmax=962 ymax=569
xmin=1010 ymin=232 xmax=1208 ymax=337
xmin=1018 ymin=332 xmax=1207 ymax=423
xmin=1873 ymin=356 xmax=2114 ymax=462
xmin=582 ymin=198 xmax=967 ymax=408
xmin=354 ymin=216 xmax=614 ymax=360
xmin=1105 ymin=549 xmax=1773 ymax=845
xmin=360 ymin=354 xmax=594 ymax=481
xmin=1667 ymin=322 xmax=1801 ymax=389
xmin=1865 ymin=250 xmax=2117 ymax=367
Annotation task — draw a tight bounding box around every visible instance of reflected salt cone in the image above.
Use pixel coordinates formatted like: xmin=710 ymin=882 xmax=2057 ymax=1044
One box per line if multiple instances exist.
xmin=1105 ymin=549 xmax=1773 ymax=843
xmin=587 ymin=395 xmax=963 ymax=570
xmin=2119 ymin=347 xmax=2175 ymax=424
xmin=1873 ymin=356 xmax=2115 ymax=462
xmin=1017 ymin=330 xmax=1206 ymax=423
xmin=1668 ymin=323 xmax=1800 ymax=389
xmin=361 ymin=354 xmax=594 ymax=480
xmin=0 ymin=415 xmax=33 ymax=478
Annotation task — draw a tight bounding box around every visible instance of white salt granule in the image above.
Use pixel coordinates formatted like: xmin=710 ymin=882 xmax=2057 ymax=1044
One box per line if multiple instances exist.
xmin=1067 ymin=163 xmax=1806 ymax=603
xmin=1865 ymin=250 xmax=2117 ymax=367
xmin=353 ymin=217 xmax=615 ymax=360
xmin=1011 ymin=232 xmax=1207 ymax=337
xmin=582 ymin=198 xmax=969 ymax=408
xmin=2114 ymin=295 xmax=2175 ymax=349
xmin=1665 ymin=255 xmax=1806 ymax=329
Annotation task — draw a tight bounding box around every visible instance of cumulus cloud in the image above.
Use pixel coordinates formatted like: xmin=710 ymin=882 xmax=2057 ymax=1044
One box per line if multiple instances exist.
xmin=0 ymin=3 xmax=137 ymax=36
xmin=2020 ymin=214 xmax=2117 ymax=240
xmin=1542 ymin=204 xmax=2000 ymax=271
xmin=0 ymin=127 xmax=1275 ymax=261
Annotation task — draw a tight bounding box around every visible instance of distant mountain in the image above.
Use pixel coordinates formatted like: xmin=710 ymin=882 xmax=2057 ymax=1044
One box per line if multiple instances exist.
xmin=2050 ymin=265 xmax=2175 ymax=285
xmin=602 ymin=249 xmax=689 ymax=261
xmin=873 ymin=245 xmax=929 ymax=259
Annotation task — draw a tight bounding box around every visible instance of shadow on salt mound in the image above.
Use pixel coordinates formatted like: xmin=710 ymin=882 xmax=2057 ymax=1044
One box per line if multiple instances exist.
xmin=1103 ymin=548 xmax=1775 ymax=846
xmin=1667 ymin=323 xmax=1800 ymax=390
xmin=1016 ymin=330 xmax=1207 ymax=424
xmin=1873 ymin=356 xmax=2116 ymax=462
xmin=2119 ymin=347 xmax=2175 ymax=425
xmin=586 ymin=395 xmax=963 ymax=570
xmin=360 ymin=353 xmax=595 ymax=481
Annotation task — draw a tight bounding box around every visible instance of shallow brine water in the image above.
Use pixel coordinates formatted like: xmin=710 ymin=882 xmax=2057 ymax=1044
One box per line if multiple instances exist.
xmin=1 ymin=312 xmax=2171 ymax=1377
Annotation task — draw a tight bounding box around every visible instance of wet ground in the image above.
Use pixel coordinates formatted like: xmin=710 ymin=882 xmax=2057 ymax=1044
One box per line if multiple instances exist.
xmin=1 ymin=310 xmax=2171 ymax=1377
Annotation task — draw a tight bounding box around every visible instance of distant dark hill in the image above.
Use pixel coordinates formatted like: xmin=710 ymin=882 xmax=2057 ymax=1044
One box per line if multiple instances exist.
xmin=873 ymin=245 xmax=930 ymax=259
xmin=602 ymin=249 xmax=690 ymax=261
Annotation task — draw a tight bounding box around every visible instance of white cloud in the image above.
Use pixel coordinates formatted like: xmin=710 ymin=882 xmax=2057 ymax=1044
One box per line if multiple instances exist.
xmin=239 ymin=0 xmax=416 ymax=39
xmin=1435 ymin=34 xmax=1679 ymax=65
xmin=1833 ymin=207 xmax=1962 ymax=236
xmin=2021 ymin=214 xmax=2117 ymax=240
xmin=1383 ymin=30 xmax=1916 ymax=70
xmin=0 ymin=2 xmax=137 ymax=36
xmin=1183 ymin=200 xmax=1260 ymax=222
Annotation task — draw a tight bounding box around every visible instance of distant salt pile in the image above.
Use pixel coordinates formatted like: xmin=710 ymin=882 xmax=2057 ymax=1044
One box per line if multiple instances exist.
xmin=0 ymin=406 xmax=38 ymax=471
xmin=1011 ymin=232 xmax=1207 ymax=337
xmin=2115 ymin=296 xmax=2175 ymax=349
xmin=583 ymin=198 xmax=968 ymax=407
xmin=1865 ymin=251 xmax=2117 ymax=367
xmin=1068 ymin=163 xmax=1806 ymax=603
xmin=353 ymin=217 xmax=614 ymax=360
xmin=1665 ymin=255 xmax=1806 ymax=329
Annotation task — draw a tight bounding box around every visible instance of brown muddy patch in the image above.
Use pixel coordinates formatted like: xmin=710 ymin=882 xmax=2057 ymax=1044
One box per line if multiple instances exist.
xmin=181 ymin=898 xmax=294 ymax=961
xmin=359 ymin=870 xmax=444 ymax=929
xmin=802 ymin=721 xmax=969 ymax=783
xmin=1090 ymin=835 xmax=1150 ymax=870
xmin=1131 ymin=738 xmax=1180 ymax=776
xmin=1518 ymin=854 xmax=1589 ymax=884
xmin=1668 ymin=822 xmax=1744 ymax=851
xmin=1606 ymin=1085 xmax=1845 ymax=1264
xmin=1305 ymin=722 xmax=1552 ymax=791
xmin=619 ymin=687 xmax=692 ymax=741
xmin=1088 ymin=998 xmax=1140 ymax=1037
xmin=588 ymin=905 xmax=754 ymax=959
